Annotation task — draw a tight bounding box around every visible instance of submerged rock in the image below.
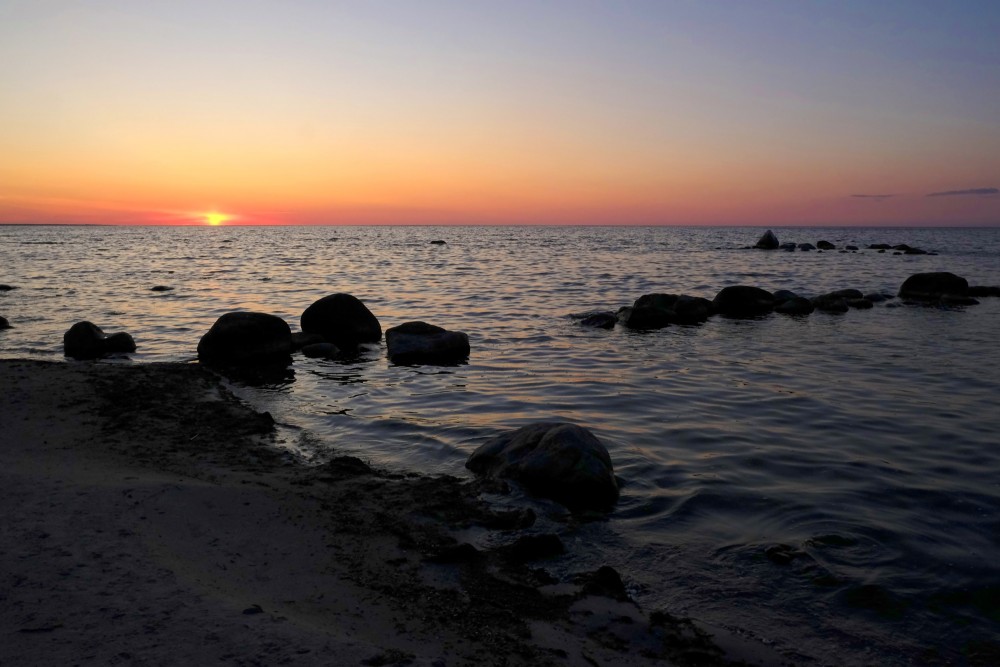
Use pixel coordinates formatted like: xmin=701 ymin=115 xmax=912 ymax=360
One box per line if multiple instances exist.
xmin=797 ymin=243 xmax=816 ymax=251
xmin=779 ymin=242 xmax=797 ymax=251
xmin=817 ymin=240 xmax=836 ymax=250
xmin=968 ymin=285 xmax=1000 ymax=297
xmin=811 ymin=293 xmax=849 ymax=313
xmin=712 ymin=286 xmax=774 ymax=317
xmin=385 ymin=321 xmax=470 ymax=364
xmin=300 ymin=293 xmax=382 ymax=349
xmin=301 ymin=342 xmax=340 ymax=359
xmin=0 ymin=284 xmax=16 ymax=291
xmin=869 ymin=243 xmax=892 ymax=250
xmin=197 ymin=312 xmax=292 ymax=365
xmin=64 ymin=321 xmax=136 ymax=359
xmin=0 ymin=315 xmax=11 ymax=329
xmin=617 ymin=293 xmax=711 ymax=329
xmin=579 ymin=311 xmax=617 ymax=329
xmin=898 ymin=272 xmax=969 ymax=301
xmin=466 ymin=422 xmax=619 ymax=511
xmin=774 ymin=296 xmax=815 ymax=315
xmin=150 ymin=285 xmax=174 ymax=292
xmin=754 ymin=229 xmax=780 ymax=250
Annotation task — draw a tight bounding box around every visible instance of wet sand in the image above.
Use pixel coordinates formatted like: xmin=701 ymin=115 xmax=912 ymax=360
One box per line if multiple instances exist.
xmin=0 ymin=359 xmax=758 ymax=666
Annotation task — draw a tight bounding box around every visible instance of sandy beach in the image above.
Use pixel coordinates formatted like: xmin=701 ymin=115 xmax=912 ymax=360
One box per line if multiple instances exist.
xmin=0 ymin=359 xmax=757 ymax=666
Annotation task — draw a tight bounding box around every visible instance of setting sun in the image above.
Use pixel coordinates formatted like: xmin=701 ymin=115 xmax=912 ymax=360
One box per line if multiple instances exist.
xmin=203 ymin=211 xmax=230 ymax=226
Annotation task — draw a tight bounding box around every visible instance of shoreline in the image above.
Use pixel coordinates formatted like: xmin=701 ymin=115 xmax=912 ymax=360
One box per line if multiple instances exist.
xmin=0 ymin=359 xmax=766 ymax=666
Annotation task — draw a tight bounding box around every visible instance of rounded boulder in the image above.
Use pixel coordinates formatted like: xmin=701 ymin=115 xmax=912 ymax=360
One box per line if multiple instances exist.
xmin=899 ymin=272 xmax=969 ymax=301
xmin=712 ymin=285 xmax=775 ymax=317
xmin=466 ymin=422 xmax=619 ymax=511
xmin=385 ymin=321 xmax=469 ymax=364
xmin=197 ymin=312 xmax=292 ymax=365
xmin=300 ymin=293 xmax=381 ymax=349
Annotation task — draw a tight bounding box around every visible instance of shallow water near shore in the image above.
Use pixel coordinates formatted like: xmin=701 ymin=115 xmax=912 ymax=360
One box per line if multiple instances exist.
xmin=3 ymin=224 xmax=1000 ymax=664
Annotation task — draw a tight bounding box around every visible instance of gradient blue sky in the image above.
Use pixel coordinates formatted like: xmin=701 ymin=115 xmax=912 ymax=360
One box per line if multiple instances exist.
xmin=1 ymin=0 xmax=997 ymax=225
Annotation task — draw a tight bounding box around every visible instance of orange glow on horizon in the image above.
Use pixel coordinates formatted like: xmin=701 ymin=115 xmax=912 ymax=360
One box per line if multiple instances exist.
xmin=202 ymin=211 xmax=231 ymax=226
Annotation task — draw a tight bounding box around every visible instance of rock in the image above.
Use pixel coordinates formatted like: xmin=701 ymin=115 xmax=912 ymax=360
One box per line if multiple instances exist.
xmin=864 ymin=292 xmax=895 ymax=303
xmin=0 ymin=316 xmax=10 ymax=329
xmin=772 ymin=289 xmax=799 ymax=302
xmin=811 ymin=294 xmax=849 ymax=313
xmin=878 ymin=249 xmax=886 ymax=254
xmin=430 ymin=240 xmax=447 ymax=245
xmin=291 ymin=331 xmax=326 ymax=350
xmin=779 ymin=242 xmax=797 ymax=251
xmin=197 ymin=312 xmax=293 ymax=365
xmin=64 ymin=321 xmax=136 ymax=359
xmin=898 ymin=272 xmax=969 ymax=301
xmin=968 ymin=286 xmax=1000 ymax=297
xmin=499 ymin=534 xmax=565 ymax=563
xmin=150 ymin=285 xmax=173 ymax=292
xmin=617 ymin=293 xmax=711 ymax=329
xmin=754 ymin=229 xmax=779 ymax=249
xmin=300 ymin=293 xmax=382 ymax=349
xmin=892 ymin=244 xmax=912 ymax=251
xmin=846 ymin=298 xmax=874 ymax=309
xmin=579 ymin=312 xmax=617 ymax=329
xmin=466 ymin=422 xmax=619 ymax=511
xmin=846 ymin=245 xmax=859 ymax=251
xmin=774 ymin=296 xmax=814 ymax=315
xmin=712 ymin=286 xmax=774 ymax=317
xmin=579 ymin=566 xmax=631 ymax=602
xmin=797 ymin=243 xmax=816 ymax=251
xmin=817 ymin=240 xmax=836 ymax=250
xmin=940 ymin=295 xmax=979 ymax=306
xmin=0 ymin=284 xmax=18 ymax=291
xmin=827 ymin=288 xmax=863 ymax=300
xmin=301 ymin=342 xmax=340 ymax=359
xmin=904 ymin=247 xmax=928 ymax=255
xmin=869 ymin=244 xmax=892 ymax=250
xmin=385 ymin=321 xmax=470 ymax=364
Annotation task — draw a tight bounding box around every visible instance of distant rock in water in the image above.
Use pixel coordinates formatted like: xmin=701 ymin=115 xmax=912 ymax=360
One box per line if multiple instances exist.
xmin=64 ymin=321 xmax=137 ymax=359
xmin=150 ymin=285 xmax=174 ymax=292
xmin=430 ymin=239 xmax=447 ymax=245
xmin=0 ymin=315 xmax=11 ymax=329
xmin=904 ymin=247 xmax=928 ymax=255
xmin=300 ymin=293 xmax=381 ymax=349
xmin=898 ymin=272 xmax=969 ymax=301
xmin=385 ymin=321 xmax=469 ymax=364
xmin=197 ymin=312 xmax=292 ymax=365
xmin=869 ymin=243 xmax=892 ymax=250
xmin=712 ymin=286 xmax=774 ymax=317
xmin=617 ymin=293 xmax=712 ymax=329
xmin=466 ymin=422 xmax=619 ymax=511
xmin=780 ymin=242 xmax=797 ymax=251
xmin=774 ymin=296 xmax=814 ymax=315
xmin=291 ymin=331 xmax=326 ymax=351
xmin=797 ymin=243 xmax=816 ymax=251
xmin=0 ymin=284 xmax=16 ymax=291
xmin=817 ymin=240 xmax=836 ymax=250
xmin=754 ymin=230 xmax=780 ymax=250
xmin=811 ymin=292 xmax=849 ymax=313
xmin=846 ymin=245 xmax=859 ymax=251
xmin=968 ymin=285 xmax=1000 ymax=297
xmin=579 ymin=312 xmax=617 ymax=329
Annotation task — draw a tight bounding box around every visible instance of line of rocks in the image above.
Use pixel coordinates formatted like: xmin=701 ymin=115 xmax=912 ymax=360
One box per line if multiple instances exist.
xmin=752 ymin=229 xmax=935 ymax=255
xmin=580 ymin=271 xmax=998 ymax=330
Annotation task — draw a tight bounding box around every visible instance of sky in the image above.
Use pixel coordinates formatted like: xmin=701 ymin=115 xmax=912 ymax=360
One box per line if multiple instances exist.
xmin=0 ymin=1 xmax=998 ymax=226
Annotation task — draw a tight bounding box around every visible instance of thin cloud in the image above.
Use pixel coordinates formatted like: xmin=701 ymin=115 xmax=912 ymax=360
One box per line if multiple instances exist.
xmin=926 ymin=187 xmax=999 ymax=197
xmin=851 ymin=194 xmax=895 ymax=201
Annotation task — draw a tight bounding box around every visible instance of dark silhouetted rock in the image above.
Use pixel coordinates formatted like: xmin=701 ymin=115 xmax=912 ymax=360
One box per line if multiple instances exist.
xmin=827 ymin=288 xmax=864 ymax=300
xmin=797 ymin=243 xmax=816 ymax=251
xmin=301 ymin=342 xmax=340 ymax=359
xmin=892 ymin=244 xmax=912 ymax=251
xmin=846 ymin=298 xmax=874 ymax=309
xmin=869 ymin=244 xmax=891 ymax=250
xmin=466 ymin=422 xmax=619 ymax=511
xmin=811 ymin=293 xmax=849 ymax=313
xmin=579 ymin=312 xmax=617 ymax=329
xmin=864 ymin=292 xmax=895 ymax=303
xmin=430 ymin=239 xmax=447 ymax=245
xmin=904 ymin=247 xmax=928 ymax=255
xmin=579 ymin=566 xmax=630 ymax=602
xmin=197 ymin=312 xmax=292 ymax=365
xmin=754 ymin=229 xmax=779 ymax=249
xmin=898 ymin=272 xmax=969 ymax=301
xmin=500 ymin=534 xmax=565 ymax=563
xmin=772 ymin=290 xmax=799 ymax=302
xmin=817 ymin=240 xmax=836 ymax=250
xmin=846 ymin=245 xmax=859 ymax=251
xmin=150 ymin=285 xmax=173 ymax=292
xmin=0 ymin=284 xmax=15 ymax=291
xmin=0 ymin=316 xmax=10 ymax=329
xmin=774 ymin=296 xmax=815 ymax=315
xmin=712 ymin=286 xmax=774 ymax=317
xmin=780 ymin=242 xmax=797 ymax=251
xmin=64 ymin=321 xmax=136 ymax=359
xmin=291 ymin=331 xmax=326 ymax=350
xmin=385 ymin=321 xmax=469 ymax=364
xmin=617 ymin=293 xmax=711 ymax=329
xmin=940 ymin=295 xmax=979 ymax=306
xmin=968 ymin=286 xmax=1000 ymax=297
xmin=300 ymin=293 xmax=381 ymax=349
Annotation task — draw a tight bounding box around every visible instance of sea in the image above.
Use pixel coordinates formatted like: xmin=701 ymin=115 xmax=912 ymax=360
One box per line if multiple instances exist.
xmin=3 ymin=224 xmax=999 ymax=665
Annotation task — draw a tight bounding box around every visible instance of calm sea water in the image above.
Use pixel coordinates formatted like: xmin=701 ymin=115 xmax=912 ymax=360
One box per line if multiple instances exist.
xmin=3 ymin=224 xmax=1000 ymax=664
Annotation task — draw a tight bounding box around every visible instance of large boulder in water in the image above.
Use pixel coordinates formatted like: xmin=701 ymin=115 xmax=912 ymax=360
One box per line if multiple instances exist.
xmin=712 ymin=286 xmax=775 ymax=317
xmin=617 ymin=293 xmax=712 ymax=329
xmin=385 ymin=321 xmax=469 ymax=364
xmin=197 ymin=312 xmax=292 ymax=365
xmin=817 ymin=240 xmax=836 ymax=250
xmin=898 ymin=272 xmax=969 ymax=301
xmin=754 ymin=230 xmax=779 ymax=250
xmin=63 ymin=321 xmax=137 ymax=359
xmin=466 ymin=422 xmax=619 ymax=511
xmin=300 ymin=293 xmax=381 ymax=348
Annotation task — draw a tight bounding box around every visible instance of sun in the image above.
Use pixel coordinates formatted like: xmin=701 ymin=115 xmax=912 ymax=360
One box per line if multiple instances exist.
xmin=203 ymin=211 xmax=230 ymax=226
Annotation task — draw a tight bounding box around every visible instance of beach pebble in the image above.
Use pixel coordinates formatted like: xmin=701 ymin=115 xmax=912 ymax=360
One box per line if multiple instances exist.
xmin=466 ymin=422 xmax=619 ymax=511
xmin=385 ymin=321 xmax=469 ymax=364
xmin=300 ymin=293 xmax=381 ymax=349
xmin=197 ymin=312 xmax=292 ymax=364
xmin=712 ymin=285 xmax=775 ymax=317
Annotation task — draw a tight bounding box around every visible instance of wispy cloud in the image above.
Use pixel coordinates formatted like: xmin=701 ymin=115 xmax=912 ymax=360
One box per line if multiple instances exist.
xmin=926 ymin=187 xmax=999 ymax=197
xmin=851 ymin=194 xmax=895 ymax=201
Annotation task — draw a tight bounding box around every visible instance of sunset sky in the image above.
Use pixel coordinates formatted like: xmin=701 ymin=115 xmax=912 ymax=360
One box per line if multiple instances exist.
xmin=1 ymin=1 xmax=998 ymax=226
